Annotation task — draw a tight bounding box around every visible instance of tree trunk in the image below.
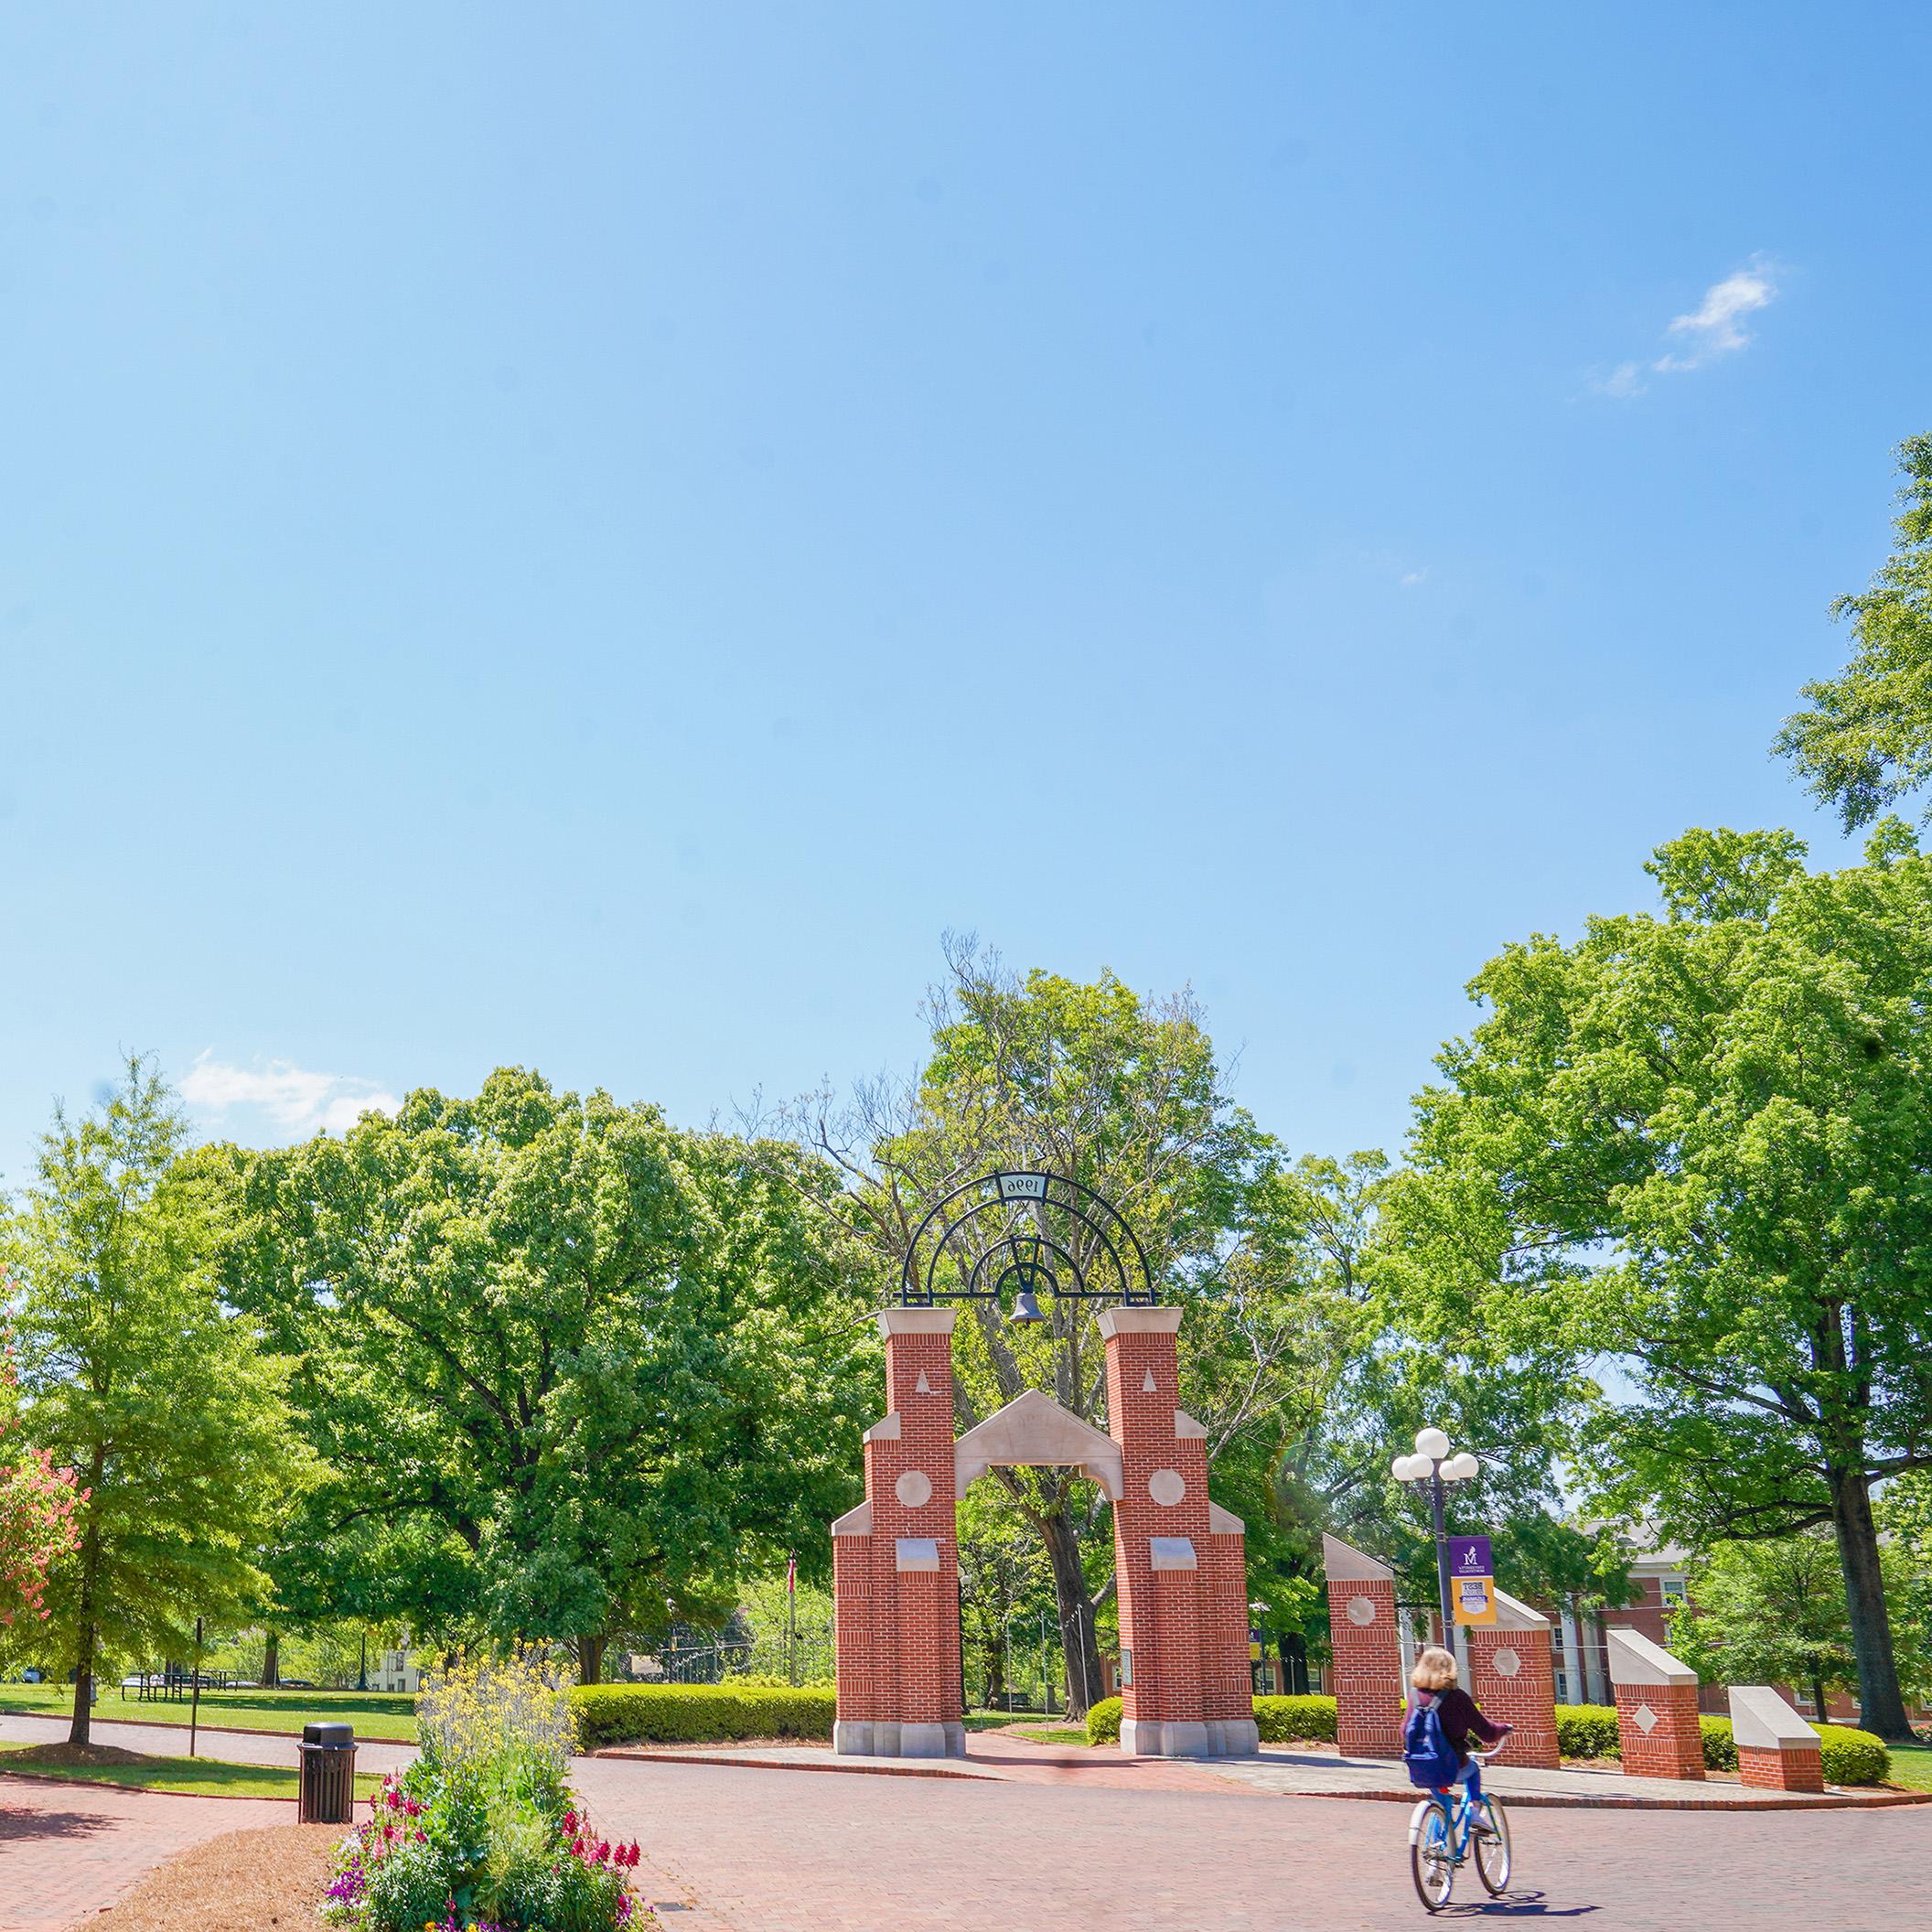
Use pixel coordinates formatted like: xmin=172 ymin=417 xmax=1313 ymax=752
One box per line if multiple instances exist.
xmin=69 ymin=1466 xmax=104 ymax=1749
xmin=1039 ymin=1511 xmax=1103 ymax=1719
xmin=576 ymin=1634 xmax=606 ymax=1686
xmin=1825 ymin=1459 xmax=1914 ymax=1739
xmin=1812 ymin=1674 xmax=1828 ymax=1723
xmin=263 ymin=1630 xmax=281 ymax=1690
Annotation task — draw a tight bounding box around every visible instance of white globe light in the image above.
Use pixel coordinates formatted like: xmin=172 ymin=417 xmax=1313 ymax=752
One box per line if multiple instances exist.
xmin=1414 ymin=1426 xmax=1452 ymax=1462
xmin=1394 ymin=1454 xmax=1427 ymax=1481
xmin=1444 ymin=1452 xmax=1480 ymax=1481
xmin=1390 ymin=1454 xmax=1412 ymax=1480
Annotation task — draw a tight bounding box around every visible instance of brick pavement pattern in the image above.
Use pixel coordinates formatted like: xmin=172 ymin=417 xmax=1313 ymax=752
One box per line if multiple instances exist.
xmin=569 ymin=1753 xmax=1932 ymax=1931
xmin=0 ymin=1778 xmax=293 ymax=1932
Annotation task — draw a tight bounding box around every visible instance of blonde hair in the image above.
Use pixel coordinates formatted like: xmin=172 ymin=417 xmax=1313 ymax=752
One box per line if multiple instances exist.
xmin=1411 ymin=1645 xmax=1458 ymax=1691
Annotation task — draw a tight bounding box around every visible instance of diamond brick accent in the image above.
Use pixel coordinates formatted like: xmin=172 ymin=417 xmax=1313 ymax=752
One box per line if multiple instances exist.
xmin=1634 ymin=1702 xmax=1658 ymax=1733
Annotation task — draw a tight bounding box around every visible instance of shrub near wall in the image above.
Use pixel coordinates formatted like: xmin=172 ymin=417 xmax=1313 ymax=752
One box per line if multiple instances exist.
xmin=570 ymin=1684 xmax=836 ymax=1749
xmin=1553 ymin=1704 xmax=1623 ymax=1761
xmin=1254 ymin=1695 xmax=1337 ymax=1744
xmin=1085 ymin=1695 xmax=1337 ymax=1748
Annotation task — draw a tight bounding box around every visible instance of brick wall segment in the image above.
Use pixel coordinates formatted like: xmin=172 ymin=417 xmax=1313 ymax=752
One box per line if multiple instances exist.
xmin=1606 ymin=1626 xmax=1705 ymax=1780
xmin=1321 ymin=1534 xmax=1405 ymax=1760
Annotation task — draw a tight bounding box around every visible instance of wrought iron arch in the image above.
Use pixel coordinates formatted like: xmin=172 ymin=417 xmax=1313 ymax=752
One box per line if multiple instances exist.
xmin=896 ymin=1170 xmax=1157 ymax=1308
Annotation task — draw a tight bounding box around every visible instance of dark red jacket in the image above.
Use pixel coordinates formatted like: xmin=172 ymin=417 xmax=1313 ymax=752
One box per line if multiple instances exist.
xmin=1409 ymin=1687 xmax=1506 ymax=1765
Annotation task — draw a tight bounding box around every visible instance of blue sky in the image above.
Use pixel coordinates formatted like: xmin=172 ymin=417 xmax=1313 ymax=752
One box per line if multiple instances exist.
xmin=5 ymin=5 xmax=1930 ymax=1185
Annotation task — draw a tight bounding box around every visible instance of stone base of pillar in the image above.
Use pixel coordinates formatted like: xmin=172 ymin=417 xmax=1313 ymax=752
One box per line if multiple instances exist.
xmin=1121 ymin=1715 xmax=1260 ymax=1757
xmin=833 ymin=1719 xmax=967 ymax=1758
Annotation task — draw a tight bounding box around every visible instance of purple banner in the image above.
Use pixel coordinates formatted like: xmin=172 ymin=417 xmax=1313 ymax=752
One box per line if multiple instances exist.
xmin=1448 ymin=1534 xmax=1492 ymax=1579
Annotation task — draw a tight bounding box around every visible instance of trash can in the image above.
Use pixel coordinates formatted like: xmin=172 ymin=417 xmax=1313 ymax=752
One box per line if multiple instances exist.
xmin=297 ymin=1722 xmax=358 ymax=1824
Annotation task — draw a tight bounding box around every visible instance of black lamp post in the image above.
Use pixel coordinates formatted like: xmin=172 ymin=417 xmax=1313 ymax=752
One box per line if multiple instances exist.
xmin=1390 ymin=1428 xmax=1482 ymax=1645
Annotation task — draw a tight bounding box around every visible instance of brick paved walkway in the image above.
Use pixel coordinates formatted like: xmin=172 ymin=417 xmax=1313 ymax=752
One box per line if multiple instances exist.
xmin=0 ymin=1778 xmax=292 ymax=1932
xmin=570 ymin=1754 xmax=1932 ymax=1932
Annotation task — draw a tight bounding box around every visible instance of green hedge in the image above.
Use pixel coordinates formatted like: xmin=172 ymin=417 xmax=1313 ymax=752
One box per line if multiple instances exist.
xmin=1254 ymin=1694 xmax=1337 ymax=1744
xmin=1554 ymin=1704 xmax=1622 ymax=1761
xmin=1548 ymin=1704 xmax=1888 ymax=1785
xmin=569 ymin=1683 xmax=836 ymax=1748
xmin=1815 ymin=1723 xmax=1892 ymax=1786
xmin=1086 ymin=1696 xmax=1122 ymax=1744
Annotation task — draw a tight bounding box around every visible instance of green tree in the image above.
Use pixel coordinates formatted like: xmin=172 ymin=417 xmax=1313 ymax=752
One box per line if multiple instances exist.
xmin=1390 ymin=827 xmax=1932 ymax=1738
xmin=790 ymin=943 xmax=1371 ymax=1715
xmin=1669 ymin=1533 xmax=1857 ymax=1721
xmin=1776 ymin=435 xmax=1932 ymax=829
xmin=2 ymin=1058 xmax=295 ymax=1744
xmin=222 ymin=1068 xmax=874 ymax=1683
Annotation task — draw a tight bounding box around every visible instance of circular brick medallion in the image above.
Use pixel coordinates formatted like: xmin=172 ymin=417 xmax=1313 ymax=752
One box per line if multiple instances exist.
xmin=1346 ymin=1594 xmax=1378 ymax=1627
xmin=1148 ymin=1468 xmax=1186 ymax=1507
xmin=895 ymin=1470 xmax=933 ymax=1508
xmin=1491 ymin=1646 xmax=1521 ymax=1679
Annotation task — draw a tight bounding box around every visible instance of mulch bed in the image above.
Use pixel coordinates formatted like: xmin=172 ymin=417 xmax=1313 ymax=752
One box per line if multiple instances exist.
xmin=87 ymin=1823 xmax=340 ymax=1931
xmin=5 ymin=1742 xmax=152 ymax=1767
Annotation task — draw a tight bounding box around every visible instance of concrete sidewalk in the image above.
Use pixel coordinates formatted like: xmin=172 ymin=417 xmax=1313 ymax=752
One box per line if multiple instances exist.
xmin=595 ymin=1727 xmax=1932 ymax=1809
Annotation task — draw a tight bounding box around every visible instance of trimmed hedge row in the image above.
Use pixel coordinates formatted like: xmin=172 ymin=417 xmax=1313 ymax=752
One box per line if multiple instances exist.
xmin=1553 ymin=1704 xmax=1888 ymax=1785
xmin=1086 ymin=1694 xmax=1339 ymax=1747
xmin=1256 ymin=1694 xmax=1338 ymax=1744
xmin=569 ymin=1683 xmax=836 ymax=1748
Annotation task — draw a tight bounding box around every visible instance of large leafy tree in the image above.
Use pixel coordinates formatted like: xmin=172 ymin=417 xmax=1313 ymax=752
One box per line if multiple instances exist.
xmin=1390 ymin=827 xmax=1932 ymax=1737
xmin=1776 ymin=435 xmax=1932 ymax=829
xmin=1669 ymin=1533 xmax=1859 ymax=1721
xmin=2 ymin=1059 xmax=295 ymax=1744
xmin=221 ymin=1068 xmax=873 ymax=1682
xmin=789 ymin=943 xmax=1372 ymax=1715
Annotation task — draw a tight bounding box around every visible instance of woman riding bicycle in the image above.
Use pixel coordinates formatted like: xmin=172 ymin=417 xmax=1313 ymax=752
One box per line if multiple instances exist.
xmin=1407 ymin=1645 xmax=1510 ymax=1806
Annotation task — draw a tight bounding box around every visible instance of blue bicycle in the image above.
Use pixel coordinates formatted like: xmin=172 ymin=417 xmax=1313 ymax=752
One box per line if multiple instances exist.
xmin=1408 ymin=1743 xmax=1511 ymax=1909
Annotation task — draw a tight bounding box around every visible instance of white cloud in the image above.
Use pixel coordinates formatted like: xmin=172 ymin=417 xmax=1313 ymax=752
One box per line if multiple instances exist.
xmin=1594 ymin=257 xmax=1780 ymax=398
xmin=181 ymin=1053 xmax=400 ymax=1139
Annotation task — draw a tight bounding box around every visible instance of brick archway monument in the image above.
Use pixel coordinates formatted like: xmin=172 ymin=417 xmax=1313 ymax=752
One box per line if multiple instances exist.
xmin=831 ymin=1172 xmax=1258 ymax=1759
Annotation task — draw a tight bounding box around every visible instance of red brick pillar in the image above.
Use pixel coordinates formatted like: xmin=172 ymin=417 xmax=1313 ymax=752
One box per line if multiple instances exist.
xmin=1465 ymin=1590 xmax=1559 ymax=1769
xmin=1731 ymin=1688 xmax=1825 ymax=1792
xmin=1605 ymin=1626 xmax=1704 ymax=1780
xmin=1322 ymin=1534 xmax=1404 ymax=1759
xmin=1100 ymin=1306 xmax=1257 ymax=1756
xmin=831 ymin=1308 xmax=963 ymax=1757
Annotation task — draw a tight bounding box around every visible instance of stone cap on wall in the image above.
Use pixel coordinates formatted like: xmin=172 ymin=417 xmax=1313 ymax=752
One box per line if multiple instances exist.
xmin=1208 ymin=1500 xmax=1244 ymax=1536
xmin=1321 ymin=1533 xmax=1394 ymax=1585
xmin=1730 ymin=1686 xmax=1820 ymax=1752
xmin=831 ymin=1499 xmax=873 ymax=1537
xmin=878 ymin=1307 xmax=957 ymax=1337
xmin=1098 ymin=1306 xmax=1183 ymax=1339
xmin=1490 ymin=1587 xmax=1550 ymax=1631
xmin=1606 ymin=1625 xmax=1696 ymax=1688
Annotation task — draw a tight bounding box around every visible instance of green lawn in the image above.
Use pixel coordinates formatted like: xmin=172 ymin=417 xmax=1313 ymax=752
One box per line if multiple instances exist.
xmin=0 ymin=1681 xmax=418 ymax=1742
xmin=1884 ymin=1741 xmax=1932 ymax=1793
xmin=0 ymin=1744 xmax=385 ymax=1801
xmin=1011 ymin=1725 xmax=1090 ymax=1745
xmin=963 ymin=1708 xmax=1056 ymax=1732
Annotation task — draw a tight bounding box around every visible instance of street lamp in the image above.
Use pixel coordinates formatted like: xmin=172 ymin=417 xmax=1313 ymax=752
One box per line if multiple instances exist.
xmin=1390 ymin=1427 xmax=1482 ymax=1646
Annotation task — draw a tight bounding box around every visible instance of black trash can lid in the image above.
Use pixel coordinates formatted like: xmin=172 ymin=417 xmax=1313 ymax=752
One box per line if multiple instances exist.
xmin=302 ymin=1722 xmax=356 ymax=1746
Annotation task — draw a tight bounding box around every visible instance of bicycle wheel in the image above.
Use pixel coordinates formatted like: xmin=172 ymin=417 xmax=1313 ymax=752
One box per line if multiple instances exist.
xmin=1411 ymin=1801 xmax=1455 ymax=1911
xmin=1474 ymin=1796 xmax=1512 ymax=1895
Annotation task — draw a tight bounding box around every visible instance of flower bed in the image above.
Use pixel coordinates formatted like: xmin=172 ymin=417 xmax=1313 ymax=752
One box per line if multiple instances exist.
xmin=323 ymin=1650 xmax=643 ymax=1932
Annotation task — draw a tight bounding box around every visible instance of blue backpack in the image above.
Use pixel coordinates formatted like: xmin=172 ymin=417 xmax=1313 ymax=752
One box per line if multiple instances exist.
xmin=1403 ymin=1692 xmax=1460 ymax=1787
